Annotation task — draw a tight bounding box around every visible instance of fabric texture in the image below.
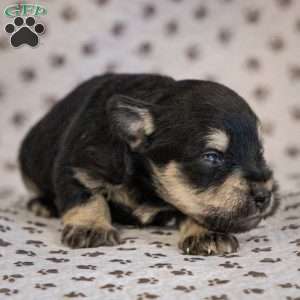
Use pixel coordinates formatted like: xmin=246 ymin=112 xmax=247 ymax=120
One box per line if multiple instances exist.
xmin=0 ymin=0 xmax=299 ymax=299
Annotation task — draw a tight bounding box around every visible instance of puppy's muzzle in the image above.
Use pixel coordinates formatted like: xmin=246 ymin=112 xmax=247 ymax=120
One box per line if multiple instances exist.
xmin=194 ymin=181 xmax=280 ymax=234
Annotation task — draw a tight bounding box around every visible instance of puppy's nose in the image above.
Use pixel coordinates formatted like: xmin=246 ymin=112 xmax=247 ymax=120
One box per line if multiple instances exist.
xmin=250 ymin=185 xmax=271 ymax=209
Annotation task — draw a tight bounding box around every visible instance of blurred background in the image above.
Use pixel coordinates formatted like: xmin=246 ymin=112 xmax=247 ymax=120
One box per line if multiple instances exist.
xmin=0 ymin=0 xmax=299 ymax=198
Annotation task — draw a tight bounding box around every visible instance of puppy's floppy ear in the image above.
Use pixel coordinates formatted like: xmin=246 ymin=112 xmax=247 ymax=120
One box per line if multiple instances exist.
xmin=107 ymin=95 xmax=155 ymax=150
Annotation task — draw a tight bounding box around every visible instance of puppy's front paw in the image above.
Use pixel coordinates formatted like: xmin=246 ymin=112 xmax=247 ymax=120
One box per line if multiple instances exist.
xmin=179 ymin=232 xmax=239 ymax=256
xmin=62 ymin=224 xmax=121 ymax=249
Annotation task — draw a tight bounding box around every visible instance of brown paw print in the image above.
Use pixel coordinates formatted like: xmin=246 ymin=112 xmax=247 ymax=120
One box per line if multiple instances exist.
xmin=35 ymin=283 xmax=56 ymax=290
xmin=244 ymin=288 xmax=264 ymax=294
xmin=2 ymin=274 xmax=23 ymax=282
xmin=81 ymin=251 xmax=105 ymax=257
xmin=117 ymin=247 xmax=137 ymax=251
xmin=16 ymin=249 xmax=36 ymax=257
xmin=180 ymin=232 xmax=239 ymax=256
xmin=150 ymin=241 xmax=171 ymax=248
xmin=109 ymin=270 xmax=133 ymax=278
xmin=260 ymin=257 xmax=281 ymax=263
xmin=137 ymin=292 xmax=159 ymax=300
xmin=46 ymin=257 xmax=70 ymax=263
xmin=100 ymin=284 xmax=123 ymax=292
xmin=0 ymin=224 xmax=11 ymax=233
xmin=37 ymin=269 xmax=59 ymax=275
xmin=27 ymin=220 xmax=47 ymax=227
xmin=171 ymin=268 xmax=193 ymax=276
xmin=144 ymin=252 xmax=167 ymax=258
xmin=76 ymin=265 xmax=97 ymax=270
xmin=109 ymin=259 xmax=132 ymax=265
xmin=251 ymin=247 xmax=272 ymax=253
xmin=49 ymin=249 xmax=68 ymax=255
xmin=137 ymin=277 xmax=159 ymax=284
xmin=219 ymin=261 xmax=243 ymax=269
xmin=0 ymin=238 xmax=11 ymax=247
xmin=174 ymin=285 xmax=196 ymax=293
xmin=246 ymin=235 xmax=270 ymax=243
xmin=26 ymin=240 xmax=47 ymax=248
xmin=151 ymin=230 xmax=173 ymax=235
xmin=205 ymin=294 xmax=229 ymax=300
xmin=208 ymin=278 xmax=230 ymax=286
xmin=14 ymin=261 xmax=34 ymax=267
xmin=22 ymin=226 xmax=43 ymax=234
xmin=149 ymin=263 xmax=173 ymax=269
xmin=62 ymin=224 xmax=121 ymax=248
xmin=184 ymin=257 xmax=205 ymax=262
xmin=64 ymin=291 xmax=86 ymax=298
xmin=72 ymin=276 xmax=95 ymax=282
xmin=0 ymin=288 xmax=19 ymax=296
xmin=244 ymin=271 xmax=267 ymax=278
xmin=278 ymin=283 xmax=300 ymax=289
xmin=281 ymin=224 xmax=300 ymax=231
xmin=123 ymin=236 xmax=138 ymax=244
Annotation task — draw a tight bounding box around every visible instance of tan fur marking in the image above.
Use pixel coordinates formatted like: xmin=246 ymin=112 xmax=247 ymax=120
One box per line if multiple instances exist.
xmin=117 ymin=104 xmax=154 ymax=148
xmin=151 ymin=161 xmax=248 ymax=218
xmin=179 ymin=218 xmax=208 ymax=238
xmin=179 ymin=218 xmax=208 ymax=253
xmin=133 ymin=204 xmax=174 ymax=225
xmin=130 ymin=109 xmax=154 ymax=148
xmin=62 ymin=195 xmax=112 ymax=229
xmin=206 ymin=129 xmax=229 ymax=152
xmin=178 ymin=218 xmax=239 ymax=255
xmin=251 ymin=178 xmax=274 ymax=192
xmin=141 ymin=110 xmax=154 ymax=135
xmin=74 ymin=168 xmax=139 ymax=210
xmin=110 ymin=185 xmax=139 ymax=210
xmin=73 ymin=168 xmax=104 ymax=190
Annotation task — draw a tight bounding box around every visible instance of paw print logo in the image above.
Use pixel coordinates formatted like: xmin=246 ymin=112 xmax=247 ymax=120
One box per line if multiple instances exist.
xmin=5 ymin=16 xmax=45 ymax=48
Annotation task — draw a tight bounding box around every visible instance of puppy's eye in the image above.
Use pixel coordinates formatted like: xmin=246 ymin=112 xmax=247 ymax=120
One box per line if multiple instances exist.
xmin=202 ymin=150 xmax=224 ymax=166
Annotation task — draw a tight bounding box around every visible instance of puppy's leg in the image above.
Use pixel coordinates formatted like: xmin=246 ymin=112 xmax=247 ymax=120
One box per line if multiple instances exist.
xmin=22 ymin=174 xmax=58 ymax=218
xmin=178 ymin=218 xmax=239 ymax=256
xmin=62 ymin=194 xmax=121 ymax=248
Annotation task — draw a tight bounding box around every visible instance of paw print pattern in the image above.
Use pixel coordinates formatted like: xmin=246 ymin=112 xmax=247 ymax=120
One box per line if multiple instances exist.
xmin=2 ymin=274 xmax=24 ymax=283
xmin=5 ymin=17 xmax=45 ymax=48
xmin=100 ymin=284 xmax=124 ymax=292
xmin=171 ymin=268 xmax=193 ymax=276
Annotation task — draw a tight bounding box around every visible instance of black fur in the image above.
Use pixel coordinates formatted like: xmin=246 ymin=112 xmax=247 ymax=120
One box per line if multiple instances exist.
xmin=19 ymin=73 xmax=279 ymax=244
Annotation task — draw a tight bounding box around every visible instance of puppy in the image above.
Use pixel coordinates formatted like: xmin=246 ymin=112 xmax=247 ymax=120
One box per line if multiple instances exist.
xmin=19 ymin=73 xmax=280 ymax=255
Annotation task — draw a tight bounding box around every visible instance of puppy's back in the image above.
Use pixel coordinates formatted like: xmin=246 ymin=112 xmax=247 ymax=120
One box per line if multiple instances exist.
xmin=19 ymin=73 xmax=175 ymax=194
xmin=19 ymin=75 xmax=106 ymax=193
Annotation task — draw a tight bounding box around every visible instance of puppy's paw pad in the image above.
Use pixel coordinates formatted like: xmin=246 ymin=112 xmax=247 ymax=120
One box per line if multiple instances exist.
xmin=62 ymin=224 xmax=121 ymax=249
xmin=180 ymin=232 xmax=239 ymax=256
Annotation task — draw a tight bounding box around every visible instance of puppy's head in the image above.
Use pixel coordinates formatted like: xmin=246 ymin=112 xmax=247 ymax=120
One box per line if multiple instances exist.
xmin=107 ymin=79 xmax=280 ymax=233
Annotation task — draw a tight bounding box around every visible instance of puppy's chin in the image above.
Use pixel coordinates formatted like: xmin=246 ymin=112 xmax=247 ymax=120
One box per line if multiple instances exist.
xmin=194 ymin=213 xmax=262 ymax=234
xmin=192 ymin=187 xmax=280 ymax=234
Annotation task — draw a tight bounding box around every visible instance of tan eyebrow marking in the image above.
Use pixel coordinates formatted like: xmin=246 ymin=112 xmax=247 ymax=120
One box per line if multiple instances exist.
xmin=206 ymin=129 xmax=229 ymax=152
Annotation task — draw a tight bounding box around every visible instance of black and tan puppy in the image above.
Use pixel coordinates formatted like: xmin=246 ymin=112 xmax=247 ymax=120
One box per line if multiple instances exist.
xmin=19 ymin=73 xmax=279 ymax=255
